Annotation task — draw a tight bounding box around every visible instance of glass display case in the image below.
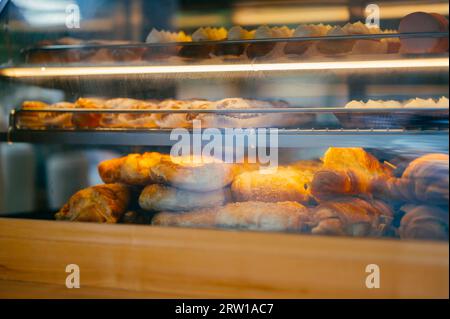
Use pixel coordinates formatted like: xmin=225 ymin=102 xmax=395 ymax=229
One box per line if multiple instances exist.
xmin=0 ymin=0 xmax=448 ymax=298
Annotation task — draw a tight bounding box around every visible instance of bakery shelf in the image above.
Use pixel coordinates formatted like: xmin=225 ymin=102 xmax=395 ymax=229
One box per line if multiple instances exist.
xmin=12 ymin=31 xmax=449 ymax=66
xmin=7 ymin=127 xmax=449 ymax=151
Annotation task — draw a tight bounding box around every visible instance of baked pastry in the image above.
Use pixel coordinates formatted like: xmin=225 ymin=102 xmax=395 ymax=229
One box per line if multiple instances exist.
xmin=55 ymin=184 xmax=130 ymax=223
xmin=150 ymin=155 xmax=237 ymax=192
xmin=179 ymin=27 xmax=227 ymax=59
xmin=247 ymin=25 xmax=293 ymax=58
xmin=98 ymin=152 xmax=168 ymax=185
xmin=398 ymin=205 xmax=449 ymax=240
xmin=311 ymin=197 xmax=394 ymax=237
xmin=20 ymin=101 xmax=75 ymax=129
xmin=231 ymin=167 xmax=313 ymax=203
xmin=213 ymin=26 xmax=255 ymax=56
xmin=311 ymin=147 xmax=393 ymax=200
xmin=198 ymin=97 xmax=313 ymax=128
xmin=284 ymin=24 xmax=331 ymax=56
xmin=372 ymin=153 xmax=449 ymax=205
xmin=316 ymin=25 xmax=355 ymax=55
xmin=153 ymin=201 xmax=313 ymax=232
xmin=139 ymin=184 xmax=230 ymax=211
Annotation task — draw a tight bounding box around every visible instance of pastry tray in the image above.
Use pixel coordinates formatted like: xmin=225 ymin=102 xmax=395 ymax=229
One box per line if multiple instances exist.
xmin=9 ymin=107 xmax=449 ymax=130
xmin=17 ymin=31 xmax=449 ymax=65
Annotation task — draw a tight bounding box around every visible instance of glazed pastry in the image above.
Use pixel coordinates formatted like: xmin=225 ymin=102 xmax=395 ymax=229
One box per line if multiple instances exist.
xmin=139 ymin=184 xmax=230 ymax=211
xmin=311 ymin=147 xmax=393 ymax=200
xmin=98 ymin=152 xmax=168 ymax=185
xmin=150 ymin=155 xmax=237 ymax=192
xmin=20 ymin=101 xmax=75 ymax=129
xmin=284 ymin=24 xmax=331 ymax=55
xmin=398 ymin=205 xmax=449 ymax=241
xmin=55 ymin=184 xmax=130 ymax=223
xmin=372 ymin=154 xmax=449 ymax=205
xmin=153 ymin=201 xmax=313 ymax=232
xmin=311 ymin=197 xmax=394 ymax=237
xmin=231 ymin=167 xmax=313 ymax=204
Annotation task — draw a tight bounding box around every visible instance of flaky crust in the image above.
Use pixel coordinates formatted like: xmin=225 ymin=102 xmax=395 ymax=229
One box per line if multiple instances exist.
xmin=152 ymin=201 xmax=313 ymax=232
xmin=231 ymin=167 xmax=312 ymax=203
xmin=98 ymin=152 xmax=168 ymax=185
xmin=55 ymin=184 xmax=130 ymax=223
xmin=398 ymin=205 xmax=449 ymax=240
xmin=311 ymin=197 xmax=394 ymax=237
xmin=311 ymin=147 xmax=393 ymax=200
xmin=139 ymin=184 xmax=230 ymax=211
xmin=150 ymin=155 xmax=237 ymax=191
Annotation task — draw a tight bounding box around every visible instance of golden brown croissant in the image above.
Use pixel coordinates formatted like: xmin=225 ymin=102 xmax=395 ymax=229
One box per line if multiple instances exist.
xmin=98 ymin=152 xmax=168 ymax=185
xmin=55 ymin=184 xmax=130 ymax=223
xmin=311 ymin=197 xmax=394 ymax=237
xmin=139 ymin=184 xmax=230 ymax=211
xmin=398 ymin=205 xmax=449 ymax=241
xmin=153 ymin=201 xmax=313 ymax=232
xmin=372 ymin=154 xmax=449 ymax=205
xmin=231 ymin=167 xmax=313 ymax=203
xmin=311 ymin=147 xmax=393 ymax=200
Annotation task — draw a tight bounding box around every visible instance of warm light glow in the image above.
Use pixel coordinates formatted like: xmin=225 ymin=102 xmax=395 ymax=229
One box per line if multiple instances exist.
xmin=1 ymin=58 xmax=448 ymax=78
xmin=232 ymin=6 xmax=350 ymax=25
xmin=376 ymin=3 xmax=449 ymax=19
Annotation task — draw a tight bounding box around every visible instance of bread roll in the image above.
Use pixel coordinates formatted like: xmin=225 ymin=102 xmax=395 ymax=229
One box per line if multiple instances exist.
xmin=311 ymin=197 xmax=394 ymax=237
xmin=98 ymin=152 xmax=168 ymax=185
xmin=55 ymin=184 xmax=130 ymax=223
xmin=152 ymin=201 xmax=313 ymax=232
xmin=139 ymin=184 xmax=230 ymax=211
xmin=231 ymin=167 xmax=312 ymax=203
xmin=399 ymin=205 xmax=449 ymax=241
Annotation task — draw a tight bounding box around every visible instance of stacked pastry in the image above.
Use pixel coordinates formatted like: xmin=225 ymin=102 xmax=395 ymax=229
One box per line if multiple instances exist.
xmin=19 ymin=97 xmax=313 ymax=130
xmin=371 ymin=153 xmax=449 ymax=240
xmin=55 ymin=149 xmax=448 ymax=241
xmin=145 ymin=21 xmax=402 ymax=60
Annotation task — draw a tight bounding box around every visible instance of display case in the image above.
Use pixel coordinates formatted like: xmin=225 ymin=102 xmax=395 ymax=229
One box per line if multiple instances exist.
xmin=0 ymin=0 xmax=448 ymax=298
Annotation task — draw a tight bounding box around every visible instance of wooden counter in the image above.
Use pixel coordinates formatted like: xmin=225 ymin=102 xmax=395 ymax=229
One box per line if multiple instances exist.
xmin=0 ymin=218 xmax=448 ymax=299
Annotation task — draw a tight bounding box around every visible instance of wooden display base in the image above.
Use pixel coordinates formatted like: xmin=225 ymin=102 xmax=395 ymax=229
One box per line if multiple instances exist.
xmin=0 ymin=218 xmax=448 ymax=299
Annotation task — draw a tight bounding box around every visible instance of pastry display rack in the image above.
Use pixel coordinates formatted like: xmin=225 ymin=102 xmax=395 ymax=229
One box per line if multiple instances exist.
xmin=6 ymin=108 xmax=449 ymax=149
xmin=0 ymin=0 xmax=449 ymax=299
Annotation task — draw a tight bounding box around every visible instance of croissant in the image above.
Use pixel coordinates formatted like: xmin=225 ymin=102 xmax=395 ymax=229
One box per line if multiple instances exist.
xmin=98 ymin=152 xmax=168 ymax=185
xmin=399 ymin=205 xmax=449 ymax=241
xmin=311 ymin=147 xmax=393 ymax=200
xmin=55 ymin=184 xmax=130 ymax=223
xmin=372 ymin=154 xmax=449 ymax=205
xmin=153 ymin=201 xmax=313 ymax=232
xmin=311 ymin=197 xmax=394 ymax=237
